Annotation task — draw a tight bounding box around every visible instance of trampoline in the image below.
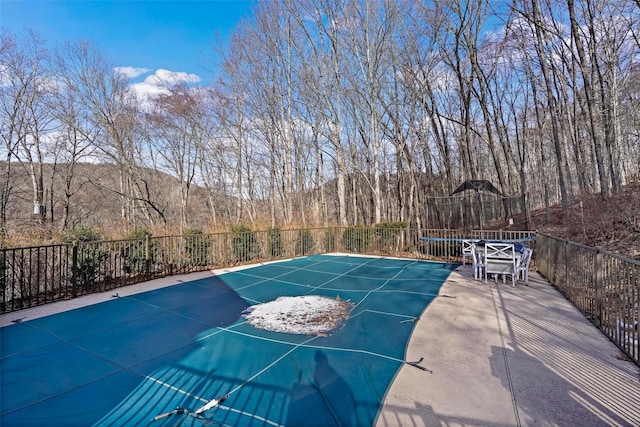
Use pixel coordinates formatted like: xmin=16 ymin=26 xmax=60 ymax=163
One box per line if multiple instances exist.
xmin=1 ymin=254 xmax=457 ymax=427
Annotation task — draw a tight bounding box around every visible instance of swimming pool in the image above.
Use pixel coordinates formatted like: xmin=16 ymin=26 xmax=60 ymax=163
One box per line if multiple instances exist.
xmin=1 ymin=254 xmax=457 ymax=426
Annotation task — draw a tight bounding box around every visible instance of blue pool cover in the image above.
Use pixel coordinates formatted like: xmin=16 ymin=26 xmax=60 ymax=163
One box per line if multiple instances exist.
xmin=1 ymin=255 xmax=457 ymax=426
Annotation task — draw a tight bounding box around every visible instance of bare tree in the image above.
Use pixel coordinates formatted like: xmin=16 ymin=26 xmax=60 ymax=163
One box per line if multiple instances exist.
xmin=195 ymin=87 xmax=235 ymax=228
xmin=50 ymin=78 xmax=97 ymax=229
xmin=341 ymin=0 xmax=397 ymax=224
xmin=0 ymin=33 xmax=24 ymax=236
xmin=53 ymin=40 xmax=145 ymax=228
xmin=145 ymin=83 xmax=207 ymax=230
xmin=0 ymin=31 xmax=55 ymax=228
xmin=299 ymin=0 xmax=350 ymax=225
xmin=217 ymin=23 xmax=254 ymax=224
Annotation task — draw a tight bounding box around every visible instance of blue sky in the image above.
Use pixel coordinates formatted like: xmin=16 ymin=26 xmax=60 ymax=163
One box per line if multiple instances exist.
xmin=1 ymin=0 xmax=255 ymax=88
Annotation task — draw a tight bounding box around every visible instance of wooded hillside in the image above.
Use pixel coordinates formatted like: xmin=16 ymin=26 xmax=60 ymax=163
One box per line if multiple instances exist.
xmin=2 ymin=0 xmax=639 ymax=244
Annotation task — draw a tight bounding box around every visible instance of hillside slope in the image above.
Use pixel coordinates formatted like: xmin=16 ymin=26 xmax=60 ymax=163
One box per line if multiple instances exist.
xmin=504 ymin=182 xmax=640 ymax=260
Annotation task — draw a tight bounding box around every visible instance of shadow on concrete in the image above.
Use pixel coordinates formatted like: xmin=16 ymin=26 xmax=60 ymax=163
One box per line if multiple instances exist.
xmin=492 ymin=278 xmax=640 ymax=426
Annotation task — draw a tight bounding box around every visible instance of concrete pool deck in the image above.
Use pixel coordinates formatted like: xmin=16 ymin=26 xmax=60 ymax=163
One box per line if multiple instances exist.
xmin=377 ymin=264 xmax=640 ymax=427
xmin=2 ymin=261 xmax=639 ymax=426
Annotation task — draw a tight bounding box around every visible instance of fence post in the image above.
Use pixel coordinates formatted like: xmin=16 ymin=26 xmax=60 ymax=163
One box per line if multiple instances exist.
xmin=0 ymin=250 xmax=5 ymax=312
xmin=224 ymin=232 xmax=229 ymax=268
xmin=565 ymin=240 xmax=569 ymax=293
xmin=71 ymin=241 xmax=78 ymax=298
xmin=594 ymin=246 xmax=603 ymax=328
xmin=145 ymin=235 xmax=151 ymax=276
xmin=548 ymin=235 xmax=553 ymax=279
xmin=169 ymin=236 xmax=174 ymax=275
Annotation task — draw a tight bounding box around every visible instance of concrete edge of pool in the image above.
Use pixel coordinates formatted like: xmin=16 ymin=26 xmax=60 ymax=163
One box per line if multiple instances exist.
xmin=376 ymin=264 xmax=640 ymax=427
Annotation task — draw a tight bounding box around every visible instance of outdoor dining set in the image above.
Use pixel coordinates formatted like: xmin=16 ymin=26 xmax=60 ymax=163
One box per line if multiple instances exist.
xmin=461 ymin=239 xmax=533 ymax=287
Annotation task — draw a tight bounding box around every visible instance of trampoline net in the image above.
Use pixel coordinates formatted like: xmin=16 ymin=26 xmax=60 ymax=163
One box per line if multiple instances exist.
xmin=426 ymin=192 xmax=527 ymax=229
xmin=1 ymin=255 xmax=457 ymax=427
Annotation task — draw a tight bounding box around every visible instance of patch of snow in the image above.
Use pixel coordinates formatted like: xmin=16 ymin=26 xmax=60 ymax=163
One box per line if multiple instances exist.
xmin=242 ymin=295 xmax=352 ymax=336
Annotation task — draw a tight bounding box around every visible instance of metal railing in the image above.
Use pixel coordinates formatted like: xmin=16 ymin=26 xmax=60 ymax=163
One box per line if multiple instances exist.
xmin=2 ymin=227 xmax=636 ymax=365
xmin=536 ymin=233 xmax=639 ymax=365
xmin=417 ymin=229 xmax=536 ymax=260
xmin=0 ymin=227 xmax=535 ymax=314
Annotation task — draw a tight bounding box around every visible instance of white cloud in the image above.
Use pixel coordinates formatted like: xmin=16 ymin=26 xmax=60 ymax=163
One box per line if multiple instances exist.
xmin=114 ymin=66 xmax=151 ymax=79
xmin=130 ymin=75 xmax=169 ymax=99
xmin=0 ymin=66 xmax=9 ymax=87
xmin=152 ymin=69 xmax=201 ymax=85
xmin=128 ymin=69 xmax=202 ymax=107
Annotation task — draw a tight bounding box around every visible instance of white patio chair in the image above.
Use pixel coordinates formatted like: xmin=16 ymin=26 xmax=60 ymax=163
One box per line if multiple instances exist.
xmin=515 ymin=248 xmax=533 ymax=285
xmin=471 ymin=243 xmax=485 ymax=280
xmin=461 ymin=239 xmax=475 ymax=266
xmin=484 ymin=243 xmax=517 ymax=287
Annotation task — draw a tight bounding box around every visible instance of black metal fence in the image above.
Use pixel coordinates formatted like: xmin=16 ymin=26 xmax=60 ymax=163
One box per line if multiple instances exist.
xmin=417 ymin=228 xmax=535 ymax=259
xmin=3 ymin=227 xmax=636 ymax=366
xmin=536 ymin=233 xmax=639 ymax=365
xmin=0 ymin=227 xmax=535 ymax=314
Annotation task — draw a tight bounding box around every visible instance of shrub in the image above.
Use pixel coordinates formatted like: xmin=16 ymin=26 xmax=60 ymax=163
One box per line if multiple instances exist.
xmin=121 ymin=228 xmax=155 ymax=275
xmin=375 ymin=222 xmax=408 ymax=250
xmin=60 ymin=226 xmax=103 ymax=244
xmin=295 ymin=228 xmax=315 ymax=255
xmin=268 ymin=226 xmax=284 ymax=257
xmin=231 ymin=225 xmax=259 ymax=262
xmin=323 ymin=228 xmax=336 ymax=252
xmin=61 ymin=226 xmax=107 ymax=291
xmin=375 ymin=221 xmax=409 ymax=230
xmin=184 ymin=228 xmax=211 ymax=266
xmin=342 ymin=226 xmax=372 ymax=253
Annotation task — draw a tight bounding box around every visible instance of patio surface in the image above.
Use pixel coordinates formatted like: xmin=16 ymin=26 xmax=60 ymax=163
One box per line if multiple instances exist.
xmin=376 ymin=264 xmax=640 ymax=427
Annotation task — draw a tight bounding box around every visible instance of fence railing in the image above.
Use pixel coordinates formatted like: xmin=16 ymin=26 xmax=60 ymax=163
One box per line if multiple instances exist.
xmin=2 ymin=227 xmax=636 ymax=365
xmin=536 ymin=233 xmax=639 ymax=365
xmin=417 ymin=228 xmax=536 ymax=259
xmin=0 ymin=227 xmax=535 ymax=314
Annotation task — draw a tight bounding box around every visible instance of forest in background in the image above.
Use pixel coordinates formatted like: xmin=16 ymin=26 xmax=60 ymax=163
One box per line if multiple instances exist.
xmin=1 ymin=0 xmax=639 ymax=246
